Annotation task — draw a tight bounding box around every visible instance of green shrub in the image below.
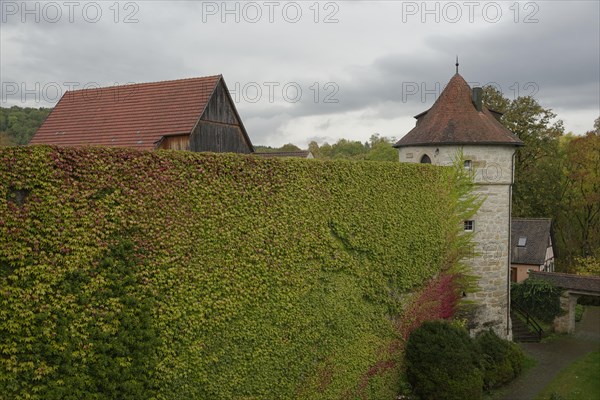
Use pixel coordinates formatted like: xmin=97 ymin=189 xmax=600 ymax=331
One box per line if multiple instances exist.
xmin=511 ymin=279 xmax=562 ymax=323
xmin=405 ymin=321 xmax=483 ymax=400
xmin=476 ymin=330 xmax=525 ymax=390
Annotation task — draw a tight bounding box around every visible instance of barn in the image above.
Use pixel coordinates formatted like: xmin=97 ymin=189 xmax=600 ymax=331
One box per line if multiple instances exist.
xmin=29 ymin=75 xmax=254 ymax=153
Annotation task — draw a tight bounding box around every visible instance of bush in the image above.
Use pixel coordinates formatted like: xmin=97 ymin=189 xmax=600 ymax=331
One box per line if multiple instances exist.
xmin=405 ymin=322 xmax=526 ymax=399
xmin=476 ymin=330 xmax=525 ymax=390
xmin=405 ymin=321 xmax=483 ymax=400
xmin=511 ymin=279 xmax=562 ymax=323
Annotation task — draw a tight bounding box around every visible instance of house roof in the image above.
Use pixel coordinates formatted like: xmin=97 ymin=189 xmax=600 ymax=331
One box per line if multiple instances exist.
xmin=394 ymin=73 xmax=523 ymax=148
xmin=253 ymin=151 xmax=313 ymax=159
xmin=511 ymin=218 xmax=553 ymax=265
xmin=29 ymin=75 xmax=223 ymax=151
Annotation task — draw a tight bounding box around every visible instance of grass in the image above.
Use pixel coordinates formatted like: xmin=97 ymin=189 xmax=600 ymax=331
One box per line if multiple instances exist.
xmin=575 ymin=304 xmax=585 ymax=322
xmin=535 ymin=351 xmax=600 ymax=400
xmin=483 ymin=354 xmax=537 ymax=400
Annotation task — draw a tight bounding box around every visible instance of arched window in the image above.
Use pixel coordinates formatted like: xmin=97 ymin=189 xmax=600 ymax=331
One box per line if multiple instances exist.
xmin=420 ymin=154 xmax=432 ymax=164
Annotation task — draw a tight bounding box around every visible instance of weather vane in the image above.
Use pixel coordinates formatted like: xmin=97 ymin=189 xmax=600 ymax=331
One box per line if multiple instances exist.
xmin=455 ymin=56 xmax=459 ymax=74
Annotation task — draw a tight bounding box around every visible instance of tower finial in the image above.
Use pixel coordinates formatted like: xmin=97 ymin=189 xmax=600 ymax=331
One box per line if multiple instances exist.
xmin=455 ymin=56 xmax=459 ymax=74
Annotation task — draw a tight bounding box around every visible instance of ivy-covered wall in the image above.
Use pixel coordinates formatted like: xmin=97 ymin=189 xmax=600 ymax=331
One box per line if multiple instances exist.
xmin=0 ymin=146 xmax=472 ymax=399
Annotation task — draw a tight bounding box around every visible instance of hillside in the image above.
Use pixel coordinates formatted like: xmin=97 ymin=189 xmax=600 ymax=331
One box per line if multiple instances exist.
xmin=0 ymin=106 xmax=52 ymax=145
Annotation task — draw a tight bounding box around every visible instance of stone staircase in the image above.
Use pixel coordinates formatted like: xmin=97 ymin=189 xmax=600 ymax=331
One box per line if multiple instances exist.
xmin=511 ymin=311 xmax=542 ymax=342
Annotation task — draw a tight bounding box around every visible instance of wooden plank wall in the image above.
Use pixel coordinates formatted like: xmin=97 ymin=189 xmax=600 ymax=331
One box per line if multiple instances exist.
xmin=190 ymin=122 xmax=251 ymax=153
xmin=190 ymin=81 xmax=252 ymax=154
xmin=158 ymin=135 xmax=190 ymax=151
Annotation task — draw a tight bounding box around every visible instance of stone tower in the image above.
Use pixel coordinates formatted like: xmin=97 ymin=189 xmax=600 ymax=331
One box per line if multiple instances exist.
xmin=394 ymin=72 xmax=523 ymax=339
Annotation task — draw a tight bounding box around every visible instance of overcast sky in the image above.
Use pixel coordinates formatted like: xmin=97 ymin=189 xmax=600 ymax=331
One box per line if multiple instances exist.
xmin=1 ymin=0 xmax=598 ymax=147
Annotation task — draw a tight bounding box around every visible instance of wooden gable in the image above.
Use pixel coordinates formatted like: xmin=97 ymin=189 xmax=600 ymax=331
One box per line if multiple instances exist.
xmin=188 ymin=79 xmax=254 ymax=154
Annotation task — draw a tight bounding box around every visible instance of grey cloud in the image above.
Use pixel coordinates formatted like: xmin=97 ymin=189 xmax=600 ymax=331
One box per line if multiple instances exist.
xmin=1 ymin=1 xmax=598 ymax=144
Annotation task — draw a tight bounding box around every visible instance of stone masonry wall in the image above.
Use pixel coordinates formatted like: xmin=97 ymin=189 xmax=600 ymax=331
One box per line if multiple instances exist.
xmin=399 ymin=144 xmax=516 ymax=338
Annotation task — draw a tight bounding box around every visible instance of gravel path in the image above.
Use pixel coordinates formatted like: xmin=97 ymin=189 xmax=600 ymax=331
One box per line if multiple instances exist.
xmin=495 ymin=306 xmax=600 ymax=400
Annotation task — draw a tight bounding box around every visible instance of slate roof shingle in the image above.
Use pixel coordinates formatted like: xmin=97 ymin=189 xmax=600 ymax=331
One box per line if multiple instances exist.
xmin=512 ymin=218 xmax=553 ymax=265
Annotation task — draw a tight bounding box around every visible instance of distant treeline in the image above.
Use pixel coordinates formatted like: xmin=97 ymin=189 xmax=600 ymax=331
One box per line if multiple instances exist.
xmin=0 ymin=106 xmax=52 ymax=145
xmin=256 ymin=134 xmax=399 ymax=162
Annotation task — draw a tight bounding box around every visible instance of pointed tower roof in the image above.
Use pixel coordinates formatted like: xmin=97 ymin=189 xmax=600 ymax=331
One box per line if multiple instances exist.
xmin=394 ymin=73 xmax=523 ymax=148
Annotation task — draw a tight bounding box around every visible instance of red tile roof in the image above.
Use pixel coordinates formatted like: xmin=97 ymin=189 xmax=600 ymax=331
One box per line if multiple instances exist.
xmin=394 ymin=73 xmax=523 ymax=148
xmin=30 ymin=75 xmax=222 ymax=150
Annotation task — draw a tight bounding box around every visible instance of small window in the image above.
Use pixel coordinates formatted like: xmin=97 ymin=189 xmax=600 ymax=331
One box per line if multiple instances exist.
xmin=464 ymin=220 xmax=474 ymax=232
xmin=420 ymin=154 xmax=431 ymax=164
xmin=517 ymin=237 xmax=527 ymax=247
xmin=464 ymin=160 xmax=472 ymax=170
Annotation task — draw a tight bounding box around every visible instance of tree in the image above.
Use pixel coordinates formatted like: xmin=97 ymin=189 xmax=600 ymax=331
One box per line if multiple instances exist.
xmin=573 ymin=256 xmax=600 ymax=277
xmin=254 ymin=143 xmax=302 ymax=153
xmin=481 ymin=90 xmax=600 ymax=270
xmin=306 ymin=135 xmax=398 ymax=161
xmin=0 ymin=106 xmax=52 ymax=145
xmin=365 ymin=134 xmax=397 ymax=161
xmin=329 ymin=139 xmax=367 ymax=159
xmin=308 ymin=140 xmax=320 ymax=158
xmin=562 ymin=128 xmax=600 ymax=259
xmin=482 ymin=86 xmax=565 ymax=219
xmin=279 ymin=143 xmax=301 ymax=152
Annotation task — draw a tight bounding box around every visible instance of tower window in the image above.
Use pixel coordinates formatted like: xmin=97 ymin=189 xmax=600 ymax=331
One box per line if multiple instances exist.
xmin=464 ymin=160 xmax=472 ymax=170
xmin=420 ymin=154 xmax=431 ymax=164
xmin=518 ymin=237 xmax=527 ymax=247
xmin=464 ymin=220 xmax=474 ymax=232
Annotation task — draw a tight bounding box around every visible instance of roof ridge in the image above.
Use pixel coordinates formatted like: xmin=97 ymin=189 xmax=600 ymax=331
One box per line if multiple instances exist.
xmin=64 ymin=74 xmax=222 ymax=94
